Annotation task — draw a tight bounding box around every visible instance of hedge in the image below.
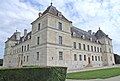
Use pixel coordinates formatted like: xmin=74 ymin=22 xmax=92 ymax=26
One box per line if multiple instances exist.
xmin=0 ymin=66 xmax=67 ymax=81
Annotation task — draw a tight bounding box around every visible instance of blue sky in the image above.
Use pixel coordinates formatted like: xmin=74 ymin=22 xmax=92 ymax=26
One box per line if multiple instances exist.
xmin=0 ymin=0 xmax=120 ymax=58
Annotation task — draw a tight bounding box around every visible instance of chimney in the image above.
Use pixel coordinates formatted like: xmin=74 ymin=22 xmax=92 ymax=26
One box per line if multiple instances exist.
xmin=88 ymin=30 xmax=92 ymax=34
xmin=92 ymin=32 xmax=95 ymax=35
xmin=16 ymin=32 xmax=20 ymax=40
xmin=24 ymin=29 xmax=27 ymax=38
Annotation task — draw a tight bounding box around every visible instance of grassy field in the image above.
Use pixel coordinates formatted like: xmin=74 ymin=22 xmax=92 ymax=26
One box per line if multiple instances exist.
xmin=67 ymin=68 xmax=120 ymax=80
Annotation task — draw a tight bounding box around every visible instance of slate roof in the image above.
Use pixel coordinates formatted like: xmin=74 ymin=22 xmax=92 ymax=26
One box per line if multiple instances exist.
xmin=95 ymin=29 xmax=110 ymax=39
xmin=71 ymin=27 xmax=97 ymax=42
xmin=6 ymin=31 xmax=32 ymax=44
xmin=42 ymin=4 xmax=71 ymax=22
xmin=71 ymin=27 xmax=111 ymax=43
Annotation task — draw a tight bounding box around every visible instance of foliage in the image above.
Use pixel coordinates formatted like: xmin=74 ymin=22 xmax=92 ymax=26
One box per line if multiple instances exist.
xmin=67 ymin=68 xmax=120 ymax=80
xmin=0 ymin=66 xmax=67 ymax=81
xmin=114 ymin=54 xmax=120 ymax=64
xmin=0 ymin=59 xmax=3 ymax=66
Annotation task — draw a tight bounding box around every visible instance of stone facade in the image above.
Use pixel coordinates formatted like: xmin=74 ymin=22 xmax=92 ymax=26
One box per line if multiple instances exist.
xmin=3 ymin=4 xmax=115 ymax=69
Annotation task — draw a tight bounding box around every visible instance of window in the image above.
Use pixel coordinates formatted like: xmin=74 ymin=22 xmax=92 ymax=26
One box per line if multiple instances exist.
xmin=22 ymin=46 xmax=23 ymax=52
xmin=79 ymin=43 xmax=81 ymax=49
xmin=37 ymin=52 xmax=39 ymax=61
xmin=37 ymin=37 xmax=40 ymax=45
xmin=91 ymin=46 xmax=93 ymax=51
xmin=79 ymin=55 xmax=82 ymax=61
xmin=95 ymin=56 xmax=97 ymax=61
xmin=92 ymin=56 xmax=94 ymax=61
xmin=97 ymin=47 xmax=99 ymax=52
xmin=83 ymin=44 xmax=86 ymax=50
xmin=24 ymin=56 xmax=25 ymax=62
xmin=26 ymin=56 xmax=28 ymax=62
xmin=24 ymin=46 xmax=26 ymax=51
xmin=74 ymin=54 xmax=77 ymax=61
xmin=59 ymin=51 xmax=63 ymax=60
xmin=98 ymin=56 xmax=100 ymax=61
xmin=87 ymin=45 xmax=89 ymax=51
xmin=101 ymin=56 xmax=102 ymax=61
xmin=84 ymin=55 xmax=86 ymax=61
xmin=38 ymin=23 xmax=40 ymax=30
xmin=100 ymin=48 xmax=102 ymax=52
xmin=59 ymin=36 xmax=62 ymax=44
xmin=94 ymin=46 xmax=96 ymax=52
xmin=58 ymin=22 xmax=62 ymax=30
xmin=110 ymin=56 xmax=112 ymax=61
xmin=73 ymin=42 xmax=76 ymax=49
xmin=109 ymin=48 xmax=111 ymax=53
xmin=27 ymin=44 xmax=29 ymax=51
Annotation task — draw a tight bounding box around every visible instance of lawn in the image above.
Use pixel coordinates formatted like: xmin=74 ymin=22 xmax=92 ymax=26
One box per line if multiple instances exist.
xmin=67 ymin=68 xmax=120 ymax=80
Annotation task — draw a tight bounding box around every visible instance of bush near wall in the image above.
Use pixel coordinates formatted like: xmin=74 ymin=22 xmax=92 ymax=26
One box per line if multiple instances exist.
xmin=0 ymin=66 xmax=67 ymax=81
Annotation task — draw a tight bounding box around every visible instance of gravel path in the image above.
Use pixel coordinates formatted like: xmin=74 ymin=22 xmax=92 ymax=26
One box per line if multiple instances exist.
xmin=66 ymin=75 xmax=120 ymax=81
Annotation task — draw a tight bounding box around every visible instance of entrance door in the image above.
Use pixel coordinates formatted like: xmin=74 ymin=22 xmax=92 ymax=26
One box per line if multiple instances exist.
xmin=88 ymin=57 xmax=90 ymax=64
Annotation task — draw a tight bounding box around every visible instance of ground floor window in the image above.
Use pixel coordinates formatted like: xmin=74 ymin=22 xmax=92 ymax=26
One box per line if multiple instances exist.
xmin=74 ymin=54 xmax=77 ymax=61
xmin=59 ymin=51 xmax=63 ymax=60
xmin=84 ymin=55 xmax=86 ymax=61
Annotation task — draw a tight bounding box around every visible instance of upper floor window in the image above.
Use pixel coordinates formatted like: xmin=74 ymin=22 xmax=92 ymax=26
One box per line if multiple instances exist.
xmin=91 ymin=46 xmax=93 ymax=51
xmin=92 ymin=56 xmax=94 ymax=61
xmin=73 ymin=42 xmax=76 ymax=49
xmin=37 ymin=37 xmax=40 ymax=45
xmin=58 ymin=22 xmax=62 ymax=30
xmin=109 ymin=48 xmax=111 ymax=53
xmin=94 ymin=46 xmax=96 ymax=52
xmin=74 ymin=54 xmax=77 ymax=61
xmin=37 ymin=52 xmax=39 ymax=61
xmin=27 ymin=44 xmax=29 ymax=51
xmin=38 ymin=23 xmax=40 ymax=31
xmin=83 ymin=44 xmax=86 ymax=50
xmin=97 ymin=47 xmax=99 ymax=52
xmin=59 ymin=51 xmax=63 ymax=60
xmin=59 ymin=36 xmax=62 ymax=45
xmin=79 ymin=43 xmax=81 ymax=49
xmin=87 ymin=45 xmax=90 ymax=51
xmin=24 ymin=46 xmax=26 ymax=51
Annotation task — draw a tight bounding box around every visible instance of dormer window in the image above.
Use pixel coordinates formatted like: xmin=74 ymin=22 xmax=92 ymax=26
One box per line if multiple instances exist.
xmin=58 ymin=12 xmax=62 ymax=18
xmin=58 ymin=22 xmax=62 ymax=30
xmin=82 ymin=35 xmax=85 ymax=39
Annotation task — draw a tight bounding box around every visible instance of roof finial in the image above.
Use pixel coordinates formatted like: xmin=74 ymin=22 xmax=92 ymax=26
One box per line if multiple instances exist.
xmin=99 ymin=27 xmax=100 ymax=30
xmin=51 ymin=0 xmax=52 ymax=6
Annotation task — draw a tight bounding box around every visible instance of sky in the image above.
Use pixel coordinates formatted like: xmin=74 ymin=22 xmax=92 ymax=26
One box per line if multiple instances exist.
xmin=0 ymin=0 xmax=120 ymax=58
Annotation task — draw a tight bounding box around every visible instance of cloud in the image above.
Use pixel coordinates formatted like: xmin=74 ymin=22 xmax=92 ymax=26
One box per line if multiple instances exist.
xmin=0 ymin=0 xmax=120 ymax=58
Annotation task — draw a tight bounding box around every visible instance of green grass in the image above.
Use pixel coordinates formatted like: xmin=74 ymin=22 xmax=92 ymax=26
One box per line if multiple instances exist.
xmin=67 ymin=68 xmax=120 ymax=80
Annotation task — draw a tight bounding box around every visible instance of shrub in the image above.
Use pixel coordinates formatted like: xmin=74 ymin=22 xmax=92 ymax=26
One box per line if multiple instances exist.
xmin=0 ymin=66 xmax=67 ymax=81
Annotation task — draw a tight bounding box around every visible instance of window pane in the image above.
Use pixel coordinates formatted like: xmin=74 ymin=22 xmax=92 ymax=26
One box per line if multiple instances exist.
xmin=83 ymin=44 xmax=86 ymax=50
xmin=37 ymin=52 xmax=39 ymax=61
xmin=84 ymin=55 xmax=86 ymax=61
xmin=59 ymin=51 xmax=63 ymax=60
xmin=74 ymin=54 xmax=77 ymax=61
xmin=79 ymin=43 xmax=81 ymax=49
xmin=38 ymin=23 xmax=40 ymax=30
xmin=37 ymin=37 xmax=40 ymax=45
xmin=58 ymin=22 xmax=62 ymax=30
xmin=73 ymin=42 xmax=76 ymax=49
xmin=59 ymin=36 xmax=62 ymax=44
xmin=79 ymin=55 xmax=82 ymax=61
